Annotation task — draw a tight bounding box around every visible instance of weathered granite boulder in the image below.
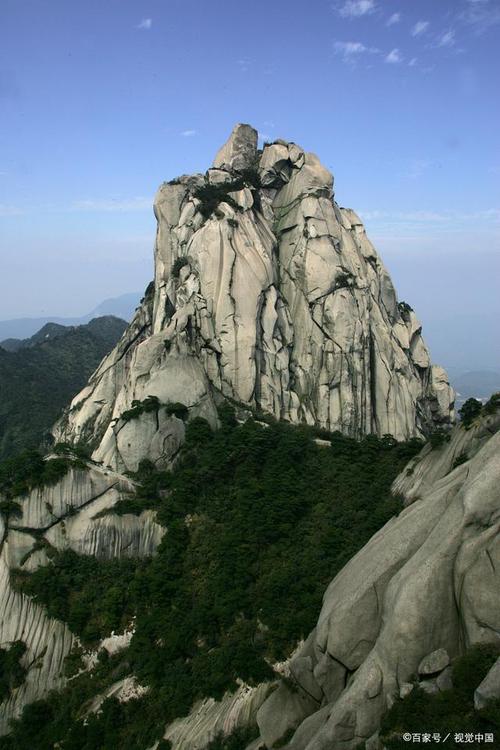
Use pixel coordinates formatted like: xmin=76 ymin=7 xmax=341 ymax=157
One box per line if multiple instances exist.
xmin=418 ymin=648 xmax=450 ymax=676
xmin=255 ymin=416 xmax=500 ymax=748
xmin=475 ymin=658 xmax=500 ymax=710
xmin=213 ymin=123 xmax=258 ymax=171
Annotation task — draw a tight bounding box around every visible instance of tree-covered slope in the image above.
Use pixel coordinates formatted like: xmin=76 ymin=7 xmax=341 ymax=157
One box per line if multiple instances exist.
xmin=0 ymin=410 xmax=422 ymax=749
xmin=0 ymin=316 xmax=127 ymax=460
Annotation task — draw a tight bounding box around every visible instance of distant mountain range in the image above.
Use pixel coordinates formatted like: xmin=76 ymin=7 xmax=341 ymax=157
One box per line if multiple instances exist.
xmin=0 ymin=291 xmax=142 ymax=344
xmin=0 ymin=315 xmax=128 ymax=460
xmin=451 ymin=369 xmax=500 ymax=410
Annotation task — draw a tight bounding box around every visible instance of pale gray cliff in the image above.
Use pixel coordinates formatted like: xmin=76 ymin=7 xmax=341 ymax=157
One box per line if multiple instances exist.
xmin=249 ymin=413 xmax=500 ymax=749
xmin=54 ymin=124 xmax=454 ymax=474
xmin=0 ymin=463 xmax=164 ymax=733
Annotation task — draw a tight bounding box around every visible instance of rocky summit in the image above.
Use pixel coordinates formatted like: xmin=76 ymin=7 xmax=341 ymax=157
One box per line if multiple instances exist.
xmin=54 ymin=123 xmax=454 ymax=474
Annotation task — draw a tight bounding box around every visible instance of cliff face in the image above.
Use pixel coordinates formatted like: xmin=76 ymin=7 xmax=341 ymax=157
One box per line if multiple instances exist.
xmin=0 ymin=463 xmax=164 ymax=734
xmin=252 ymin=412 xmax=500 ymax=750
xmin=54 ymin=124 xmax=453 ymax=473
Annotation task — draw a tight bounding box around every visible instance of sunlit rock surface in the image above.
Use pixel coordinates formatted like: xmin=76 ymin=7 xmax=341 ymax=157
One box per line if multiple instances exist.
xmin=254 ymin=417 xmax=500 ymax=749
xmin=55 ymin=123 xmax=454 ymax=474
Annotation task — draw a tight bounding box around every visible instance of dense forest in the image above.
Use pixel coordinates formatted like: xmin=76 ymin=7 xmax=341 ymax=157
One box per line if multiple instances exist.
xmin=0 ymin=407 xmax=423 ymax=749
xmin=0 ymin=316 xmax=126 ymax=460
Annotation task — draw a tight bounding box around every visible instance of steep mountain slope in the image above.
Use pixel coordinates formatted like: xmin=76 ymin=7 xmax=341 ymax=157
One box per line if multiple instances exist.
xmin=252 ymin=408 xmax=500 ymax=749
xmin=0 ymin=125 xmax=474 ymax=749
xmin=1 ymin=323 xmax=70 ymax=352
xmin=0 ymin=316 xmax=127 ymax=459
xmin=53 ymin=124 xmax=453 ymax=477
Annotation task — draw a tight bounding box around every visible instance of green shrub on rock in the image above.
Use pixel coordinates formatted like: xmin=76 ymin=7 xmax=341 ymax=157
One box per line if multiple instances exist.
xmin=0 ymin=449 xmax=86 ymax=499
xmin=0 ymin=641 xmax=27 ymax=701
xmin=380 ymin=643 xmax=500 ymax=749
xmin=171 ymin=257 xmax=189 ymax=279
xmin=459 ymin=398 xmax=483 ymax=429
xmin=121 ymin=397 xmax=188 ymax=423
xmin=429 ymin=429 xmax=451 ymax=450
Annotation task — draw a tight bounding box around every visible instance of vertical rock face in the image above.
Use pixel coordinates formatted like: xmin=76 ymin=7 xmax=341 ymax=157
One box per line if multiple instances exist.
xmin=54 ymin=124 xmax=453 ymax=469
xmin=254 ymin=414 xmax=500 ymax=750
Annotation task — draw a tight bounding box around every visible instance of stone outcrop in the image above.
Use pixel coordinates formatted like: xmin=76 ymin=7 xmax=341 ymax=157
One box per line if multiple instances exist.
xmin=0 ymin=517 xmax=75 ymax=735
xmin=54 ymin=123 xmax=454 ymax=473
xmin=162 ymin=682 xmax=273 ymax=750
xmin=252 ymin=414 xmax=500 ymax=749
xmin=475 ymin=658 xmax=500 ymax=710
xmin=0 ymin=461 xmax=164 ymax=732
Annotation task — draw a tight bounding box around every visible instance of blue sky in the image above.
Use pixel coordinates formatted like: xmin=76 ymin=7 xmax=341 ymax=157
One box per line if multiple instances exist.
xmin=1 ymin=0 xmax=499 ymax=370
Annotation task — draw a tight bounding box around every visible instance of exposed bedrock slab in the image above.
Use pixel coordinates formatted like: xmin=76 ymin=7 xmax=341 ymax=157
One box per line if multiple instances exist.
xmin=256 ymin=423 xmax=500 ymax=749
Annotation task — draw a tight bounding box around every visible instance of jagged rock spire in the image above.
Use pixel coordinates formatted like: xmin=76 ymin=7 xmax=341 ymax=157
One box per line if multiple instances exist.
xmin=54 ymin=124 xmax=454 ymax=472
xmin=213 ymin=123 xmax=258 ymax=171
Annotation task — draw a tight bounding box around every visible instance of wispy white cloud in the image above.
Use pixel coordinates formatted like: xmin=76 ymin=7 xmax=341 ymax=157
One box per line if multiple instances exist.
xmin=180 ymin=129 xmax=197 ymax=137
xmin=459 ymin=0 xmax=500 ymax=34
xmin=436 ymin=29 xmax=456 ymax=47
xmin=334 ymin=40 xmax=379 ymax=61
xmin=385 ymin=48 xmax=402 ymax=64
xmin=412 ymin=20 xmax=429 ymax=37
xmin=386 ymin=12 xmax=400 ymax=27
xmin=0 ymin=203 xmax=22 ymax=216
xmin=336 ymin=0 xmax=376 ymax=19
xmin=237 ymin=58 xmax=250 ymax=72
xmin=71 ymin=197 xmax=151 ymax=212
xmin=137 ymin=18 xmax=152 ymax=30
xmin=408 ymin=57 xmax=418 ymax=67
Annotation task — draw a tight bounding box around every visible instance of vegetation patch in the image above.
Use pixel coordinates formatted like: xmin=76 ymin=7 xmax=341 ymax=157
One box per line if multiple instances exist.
xmin=459 ymin=393 xmax=500 ymax=429
xmin=0 ymin=450 xmax=86 ymax=500
xmin=429 ymin=428 xmax=451 ymax=450
xmin=120 ymin=396 xmax=188 ymax=423
xmin=171 ymin=257 xmax=190 ymax=279
xmin=451 ymin=452 xmax=468 ymax=470
xmin=335 ymin=271 xmax=355 ymax=290
xmin=193 ymin=168 xmax=261 ymax=219
xmin=0 ymin=641 xmax=27 ymax=701
xmin=0 ymin=499 xmax=22 ymax=520
xmin=398 ymin=301 xmax=414 ymax=315
xmin=459 ymin=397 xmax=484 ymax=429
xmin=205 ymin=727 xmax=260 ymax=749
xmin=380 ymin=643 xmax=500 ymax=749
xmin=0 ymin=316 xmax=127 ymax=461
xmin=12 ymin=550 xmax=143 ymax=646
xmin=5 ymin=412 xmax=422 ymax=749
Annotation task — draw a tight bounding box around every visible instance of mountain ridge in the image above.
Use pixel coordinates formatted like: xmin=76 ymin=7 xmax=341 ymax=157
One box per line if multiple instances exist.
xmin=0 ymin=292 xmax=141 ymax=343
xmin=0 ymin=316 xmax=127 ymax=460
